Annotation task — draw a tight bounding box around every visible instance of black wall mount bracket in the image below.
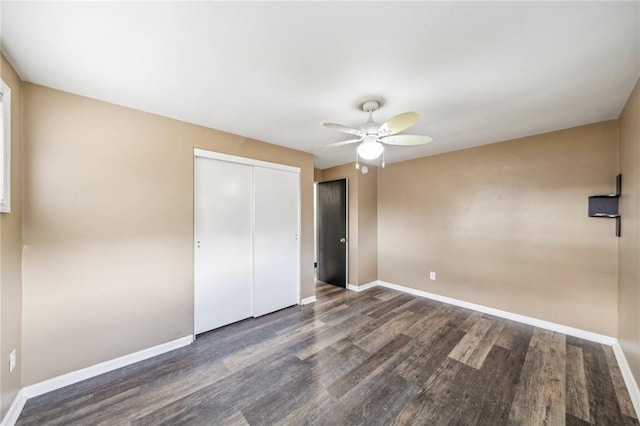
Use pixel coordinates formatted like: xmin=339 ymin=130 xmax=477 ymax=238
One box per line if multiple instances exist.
xmin=588 ymin=174 xmax=621 ymax=237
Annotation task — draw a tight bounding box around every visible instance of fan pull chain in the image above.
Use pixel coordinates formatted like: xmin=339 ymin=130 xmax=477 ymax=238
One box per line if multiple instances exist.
xmin=381 ymin=150 xmax=385 ymax=168
xmin=355 ymin=151 xmax=360 ymax=170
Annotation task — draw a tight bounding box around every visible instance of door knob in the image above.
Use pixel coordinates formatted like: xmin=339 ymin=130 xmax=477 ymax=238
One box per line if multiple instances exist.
xmin=339 ymin=238 xmax=346 ymax=243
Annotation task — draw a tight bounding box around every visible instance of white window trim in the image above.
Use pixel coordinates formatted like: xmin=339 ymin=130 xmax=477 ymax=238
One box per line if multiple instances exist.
xmin=1 ymin=78 xmax=11 ymax=213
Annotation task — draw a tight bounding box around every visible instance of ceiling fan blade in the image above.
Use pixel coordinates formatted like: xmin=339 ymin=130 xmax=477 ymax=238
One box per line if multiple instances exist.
xmin=322 ymin=122 xmax=365 ymax=137
xmin=380 ymin=134 xmax=433 ymax=145
xmin=378 ymin=112 xmax=419 ymax=136
xmin=324 ymin=138 xmax=362 ymax=148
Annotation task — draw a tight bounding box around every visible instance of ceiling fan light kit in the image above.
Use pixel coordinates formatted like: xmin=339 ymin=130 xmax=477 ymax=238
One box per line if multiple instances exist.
xmin=357 ymin=140 xmax=384 ymax=160
xmin=322 ymin=98 xmax=433 ymax=168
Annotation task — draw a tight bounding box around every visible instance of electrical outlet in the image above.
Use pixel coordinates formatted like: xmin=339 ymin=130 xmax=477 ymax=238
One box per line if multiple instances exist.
xmin=9 ymin=349 xmax=16 ymax=373
xmin=429 ymin=271 xmax=436 ymax=281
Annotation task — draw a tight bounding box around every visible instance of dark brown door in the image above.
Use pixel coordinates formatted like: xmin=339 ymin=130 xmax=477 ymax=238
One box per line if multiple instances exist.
xmin=317 ymin=179 xmax=347 ymax=288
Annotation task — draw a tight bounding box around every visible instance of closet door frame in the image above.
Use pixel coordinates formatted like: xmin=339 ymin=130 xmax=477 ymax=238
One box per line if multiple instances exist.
xmin=193 ymin=148 xmax=301 ymax=335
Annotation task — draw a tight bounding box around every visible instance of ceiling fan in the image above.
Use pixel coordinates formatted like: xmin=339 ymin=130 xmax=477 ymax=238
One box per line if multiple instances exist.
xmin=322 ymin=99 xmax=433 ymax=168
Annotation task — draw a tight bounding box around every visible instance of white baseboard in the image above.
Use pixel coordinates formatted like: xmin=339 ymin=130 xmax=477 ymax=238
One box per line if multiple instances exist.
xmin=300 ymin=295 xmax=317 ymax=305
xmin=1 ymin=335 xmax=193 ymax=424
xmin=374 ymin=280 xmax=616 ymax=345
xmin=612 ymin=341 xmax=640 ymax=419
xmin=347 ymin=281 xmax=378 ymax=292
xmin=1 ymin=389 xmax=27 ymax=426
xmin=23 ymin=335 xmax=193 ymax=399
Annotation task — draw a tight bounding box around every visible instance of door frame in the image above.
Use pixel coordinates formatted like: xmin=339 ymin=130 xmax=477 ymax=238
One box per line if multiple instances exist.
xmin=193 ymin=148 xmax=301 ymax=336
xmin=315 ymin=178 xmax=349 ymax=287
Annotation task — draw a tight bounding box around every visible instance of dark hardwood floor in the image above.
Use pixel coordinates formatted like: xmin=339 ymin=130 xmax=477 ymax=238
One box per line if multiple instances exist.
xmin=17 ymin=283 xmax=639 ymax=425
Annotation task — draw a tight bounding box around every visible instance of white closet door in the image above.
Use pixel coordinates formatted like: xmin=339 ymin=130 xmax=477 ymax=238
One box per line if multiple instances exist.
xmin=253 ymin=166 xmax=299 ymax=317
xmin=194 ymin=157 xmax=253 ymax=334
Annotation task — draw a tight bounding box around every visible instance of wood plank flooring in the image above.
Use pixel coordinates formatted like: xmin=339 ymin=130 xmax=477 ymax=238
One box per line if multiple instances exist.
xmin=17 ymin=283 xmax=639 ymax=425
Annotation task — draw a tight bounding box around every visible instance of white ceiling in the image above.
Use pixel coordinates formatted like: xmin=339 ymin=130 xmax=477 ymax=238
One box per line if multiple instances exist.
xmin=2 ymin=2 xmax=639 ymax=169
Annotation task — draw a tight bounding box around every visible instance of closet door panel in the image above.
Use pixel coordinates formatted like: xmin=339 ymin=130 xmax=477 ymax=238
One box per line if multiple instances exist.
xmin=253 ymin=166 xmax=299 ymax=317
xmin=195 ymin=157 xmax=253 ymax=334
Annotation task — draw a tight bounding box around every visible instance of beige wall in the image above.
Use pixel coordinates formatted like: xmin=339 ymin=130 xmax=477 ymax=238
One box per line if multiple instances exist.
xmin=0 ymin=55 xmax=23 ymax=419
xmin=22 ymin=84 xmax=315 ymax=386
xmin=378 ymin=121 xmax=619 ymax=336
xmin=618 ymin=79 xmax=640 ymax=382
xmin=357 ymin=166 xmax=377 ymax=284
xmin=320 ymin=163 xmax=377 ymax=286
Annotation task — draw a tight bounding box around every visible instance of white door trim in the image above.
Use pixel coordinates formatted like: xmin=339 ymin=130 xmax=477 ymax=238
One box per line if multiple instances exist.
xmin=194 ymin=148 xmax=300 ymax=173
